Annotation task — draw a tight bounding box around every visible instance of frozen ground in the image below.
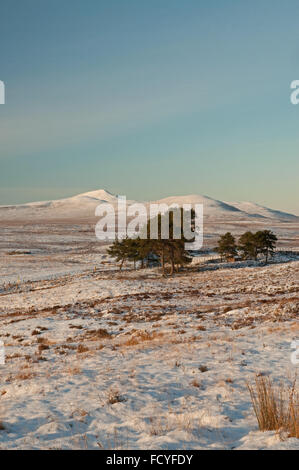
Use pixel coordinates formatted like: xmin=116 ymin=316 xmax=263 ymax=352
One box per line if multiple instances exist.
xmin=0 ymin=245 xmax=298 ymax=449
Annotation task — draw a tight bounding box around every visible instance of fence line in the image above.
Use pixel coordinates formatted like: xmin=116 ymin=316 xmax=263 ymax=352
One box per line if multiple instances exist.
xmin=276 ymin=247 xmax=299 ymax=253
xmin=191 ymin=248 xmax=299 ymax=265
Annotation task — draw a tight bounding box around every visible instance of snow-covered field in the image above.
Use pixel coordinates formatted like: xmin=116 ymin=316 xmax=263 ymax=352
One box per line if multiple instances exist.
xmin=0 ymin=241 xmax=298 ymax=449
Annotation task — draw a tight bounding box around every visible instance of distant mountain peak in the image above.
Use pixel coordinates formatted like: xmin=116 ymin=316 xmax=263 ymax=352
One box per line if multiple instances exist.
xmin=74 ymin=189 xmax=117 ymax=200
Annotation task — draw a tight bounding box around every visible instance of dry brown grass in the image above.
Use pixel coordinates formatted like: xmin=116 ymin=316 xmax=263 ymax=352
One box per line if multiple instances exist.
xmin=122 ymin=330 xmax=164 ymax=347
xmin=190 ymin=378 xmax=201 ymax=388
xmin=38 ymin=343 xmax=50 ymax=353
xmin=31 ymin=329 xmax=41 ymax=336
xmin=14 ymin=369 xmax=36 ymax=381
xmin=66 ymin=365 xmax=82 ymax=375
xmin=248 ymin=375 xmax=299 ymax=438
xmin=106 ymin=387 xmax=126 ymax=405
xmin=225 ymin=378 xmax=234 ymax=384
xmin=77 ymin=344 xmax=89 ymax=354
xmin=96 ymin=426 xmax=129 ymax=450
xmin=149 ymin=416 xmax=171 ymax=436
xmin=196 ymin=325 xmax=206 ymax=331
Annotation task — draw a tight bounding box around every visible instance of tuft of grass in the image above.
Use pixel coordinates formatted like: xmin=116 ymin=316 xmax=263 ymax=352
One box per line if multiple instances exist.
xmin=190 ymin=378 xmax=201 ymax=388
xmin=15 ymin=370 xmax=36 ymax=381
xmin=122 ymin=330 xmax=163 ymax=347
xmin=196 ymin=325 xmax=206 ymax=331
xmin=247 ymin=375 xmax=299 ymax=438
xmin=77 ymin=344 xmax=89 ymax=354
xmin=225 ymin=378 xmax=234 ymax=384
xmin=67 ymin=365 xmax=81 ymax=375
xmin=148 ymin=416 xmax=170 ymax=436
xmin=106 ymin=387 xmax=126 ymax=405
xmin=31 ymin=329 xmax=41 ymax=336
xmin=38 ymin=343 xmax=50 ymax=353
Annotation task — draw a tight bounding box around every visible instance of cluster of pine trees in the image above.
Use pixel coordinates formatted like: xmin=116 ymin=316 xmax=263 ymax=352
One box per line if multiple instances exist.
xmin=107 ymin=208 xmax=278 ymax=274
xmin=107 ymin=210 xmax=192 ymax=276
xmin=216 ymin=230 xmax=277 ymax=263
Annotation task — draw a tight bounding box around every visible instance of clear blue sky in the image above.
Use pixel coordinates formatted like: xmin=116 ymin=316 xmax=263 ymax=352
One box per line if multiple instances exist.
xmin=1 ymin=0 xmax=299 ymax=213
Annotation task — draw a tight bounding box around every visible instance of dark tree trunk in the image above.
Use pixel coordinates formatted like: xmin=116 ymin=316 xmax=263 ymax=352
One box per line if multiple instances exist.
xmin=161 ymin=247 xmax=165 ymax=276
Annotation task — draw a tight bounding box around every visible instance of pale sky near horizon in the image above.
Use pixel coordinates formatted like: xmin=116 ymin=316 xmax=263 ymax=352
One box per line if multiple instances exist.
xmin=0 ymin=1 xmax=299 ymax=214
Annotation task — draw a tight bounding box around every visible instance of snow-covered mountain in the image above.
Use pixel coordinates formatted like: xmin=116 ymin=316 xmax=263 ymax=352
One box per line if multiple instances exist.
xmin=0 ymin=189 xmax=130 ymax=220
xmin=225 ymin=201 xmax=298 ymax=221
xmin=151 ymin=194 xmax=244 ymax=219
xmin=0 ymin=189 xmax=297 ymax=222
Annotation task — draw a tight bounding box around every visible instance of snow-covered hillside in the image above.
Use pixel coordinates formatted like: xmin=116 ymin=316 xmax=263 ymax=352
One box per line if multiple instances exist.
xmin=227 ymin=201 xmax=298 ymax=221
xmin=0 ymin=258 xmax=298 ymax=450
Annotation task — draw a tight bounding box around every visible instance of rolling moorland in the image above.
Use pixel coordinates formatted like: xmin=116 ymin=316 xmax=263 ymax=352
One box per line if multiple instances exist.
xmin=0 ymin=190 xmax=298 ymax=449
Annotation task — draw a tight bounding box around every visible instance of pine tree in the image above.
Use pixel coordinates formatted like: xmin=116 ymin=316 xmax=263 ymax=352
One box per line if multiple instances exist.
xmin=216 ymin=232 xmax=237 ymax=261
xmin=238 ymin=231 xmax=258 ymax=260
xmin=106 ymin=237 xmax=131 ymax=270
xmin=254 ymin=230 xmax=277 ymax=263
xmin=146 ymin=209 xmax=192 ymax=275
xmin=238 ymin=230 xmax=277 ymax=262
